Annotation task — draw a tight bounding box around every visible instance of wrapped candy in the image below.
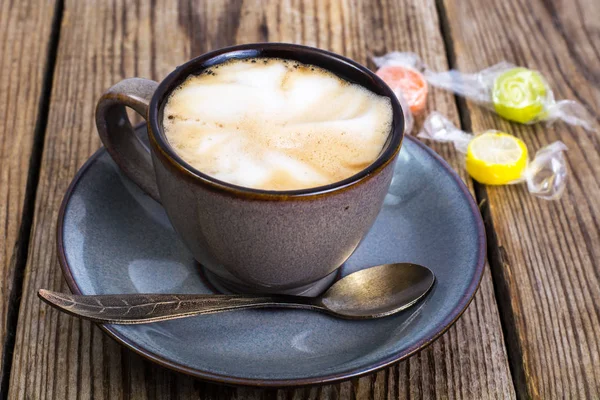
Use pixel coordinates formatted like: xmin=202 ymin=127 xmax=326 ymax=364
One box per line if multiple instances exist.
xmin=426 ymin=62 xmax=595 ymax=131
xmin=373 ymin=52 xmax=429 ymax=134
xmin=418 ymin=112 xmax=568 ymax=200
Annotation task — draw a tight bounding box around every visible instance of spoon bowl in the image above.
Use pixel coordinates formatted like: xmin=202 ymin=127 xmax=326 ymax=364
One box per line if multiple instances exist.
xmin=38 ymin=263 xmax=435 ymax=323
xmin=321 ymin=263 xmax=435 ymax=318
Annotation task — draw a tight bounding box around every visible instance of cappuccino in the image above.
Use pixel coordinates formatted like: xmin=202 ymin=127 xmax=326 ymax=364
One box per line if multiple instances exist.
xmin=163 ymin=58 xmax=393 ymax=190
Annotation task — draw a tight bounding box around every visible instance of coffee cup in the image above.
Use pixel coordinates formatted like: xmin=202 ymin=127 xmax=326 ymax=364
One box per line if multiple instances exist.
xmin=96 ymin=43 xmax=404 ymax=295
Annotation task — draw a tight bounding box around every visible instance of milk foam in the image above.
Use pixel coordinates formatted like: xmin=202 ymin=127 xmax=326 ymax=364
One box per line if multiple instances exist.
xmin=163 ymin=58 xmax=393 ymax=190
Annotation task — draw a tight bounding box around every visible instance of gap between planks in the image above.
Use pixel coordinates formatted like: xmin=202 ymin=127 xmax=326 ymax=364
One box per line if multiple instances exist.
xmin=0 ymin=1 xmax=65 ymax=399
xmin=433 ymin=0 xmax=526 ymax=397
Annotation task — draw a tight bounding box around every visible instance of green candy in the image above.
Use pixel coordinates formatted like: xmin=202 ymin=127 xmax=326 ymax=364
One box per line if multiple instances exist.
xmin=492 ymin=67 xmax=548 ymax=124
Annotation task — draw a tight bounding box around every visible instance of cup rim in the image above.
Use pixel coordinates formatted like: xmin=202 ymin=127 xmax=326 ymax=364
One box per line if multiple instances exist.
xmin=148 ymin=43 xmax=404 ymax=199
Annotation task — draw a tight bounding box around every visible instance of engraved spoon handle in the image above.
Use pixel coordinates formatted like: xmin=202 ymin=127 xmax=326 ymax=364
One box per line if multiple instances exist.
xmin=38 ymin=289 xmax=324 ymax=324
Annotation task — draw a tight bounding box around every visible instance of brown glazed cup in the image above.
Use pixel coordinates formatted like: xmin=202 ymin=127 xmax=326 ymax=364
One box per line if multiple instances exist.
xmin=96 ymin=43 xmax=404 ymax=295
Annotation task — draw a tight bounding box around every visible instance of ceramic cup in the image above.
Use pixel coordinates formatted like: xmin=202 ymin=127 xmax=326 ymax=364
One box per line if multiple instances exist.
xmin=95 ymin=43 xmax=404 ymax=295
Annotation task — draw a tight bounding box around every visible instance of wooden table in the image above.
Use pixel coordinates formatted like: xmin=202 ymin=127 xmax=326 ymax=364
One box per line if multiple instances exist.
xmin=1 ymin=0 xmax=598 ymax=398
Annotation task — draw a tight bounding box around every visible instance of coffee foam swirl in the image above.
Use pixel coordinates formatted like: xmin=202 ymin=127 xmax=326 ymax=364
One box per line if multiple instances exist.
xmin=163 ymin=58 xmax=393 ymax=190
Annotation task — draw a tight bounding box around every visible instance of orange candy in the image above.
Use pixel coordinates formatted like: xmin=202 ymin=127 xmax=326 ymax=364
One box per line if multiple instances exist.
xmin=376 ymin=65 xmax=428 ymax=114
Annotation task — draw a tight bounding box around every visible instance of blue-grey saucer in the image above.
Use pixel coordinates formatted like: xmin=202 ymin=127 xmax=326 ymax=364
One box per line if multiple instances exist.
xmin=57 ymin=128 xmax=486 ymax=387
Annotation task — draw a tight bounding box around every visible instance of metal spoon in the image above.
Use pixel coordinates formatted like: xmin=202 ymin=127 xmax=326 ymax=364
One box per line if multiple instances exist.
xmin=38 ymin=263 xmax=434 ymax=324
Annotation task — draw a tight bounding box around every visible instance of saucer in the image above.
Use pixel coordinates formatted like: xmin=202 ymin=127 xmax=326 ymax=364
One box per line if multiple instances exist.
xmin=57 ymin=126 xmax=485 ymax=386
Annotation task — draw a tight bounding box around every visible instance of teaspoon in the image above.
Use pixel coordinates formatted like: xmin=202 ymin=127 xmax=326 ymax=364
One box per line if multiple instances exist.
xmin=38 ymin=262 xmax=434 ymax=323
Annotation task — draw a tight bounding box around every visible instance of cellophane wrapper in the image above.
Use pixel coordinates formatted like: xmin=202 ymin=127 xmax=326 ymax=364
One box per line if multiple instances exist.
xmin=418 ymin=112 xmax=569 ymax=200
xmin=425 ymin=62 xmax=595 ymax=131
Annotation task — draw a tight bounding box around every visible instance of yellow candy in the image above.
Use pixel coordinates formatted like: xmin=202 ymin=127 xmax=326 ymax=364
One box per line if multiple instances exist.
xmin=466 ymin=132 xmax=528 ymax=185
xmin=492 ymin=68 xmax=548 ymax=124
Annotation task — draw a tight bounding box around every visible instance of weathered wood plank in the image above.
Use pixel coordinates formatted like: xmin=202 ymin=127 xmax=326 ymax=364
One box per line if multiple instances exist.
xmin=440 ymin=0 xmax=600 ymax=397
xmin=9 ymin=0 xmax=514 ymax=398
xmin=0 ymin=0 xmax=59 ymax=389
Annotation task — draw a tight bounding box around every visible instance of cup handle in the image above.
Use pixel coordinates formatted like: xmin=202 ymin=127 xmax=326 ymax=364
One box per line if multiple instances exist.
xmin=96 ymin=78 xmax=161 ymax=202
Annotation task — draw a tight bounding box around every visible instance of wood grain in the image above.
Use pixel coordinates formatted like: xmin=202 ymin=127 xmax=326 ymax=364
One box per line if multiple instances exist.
xmin=0 ymin=0 xmax=59 ymax=388
xmin=8 ymin=0 xmax=514 ymax=398
xmin=440 ymin=0 xmax=600 ymax=397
